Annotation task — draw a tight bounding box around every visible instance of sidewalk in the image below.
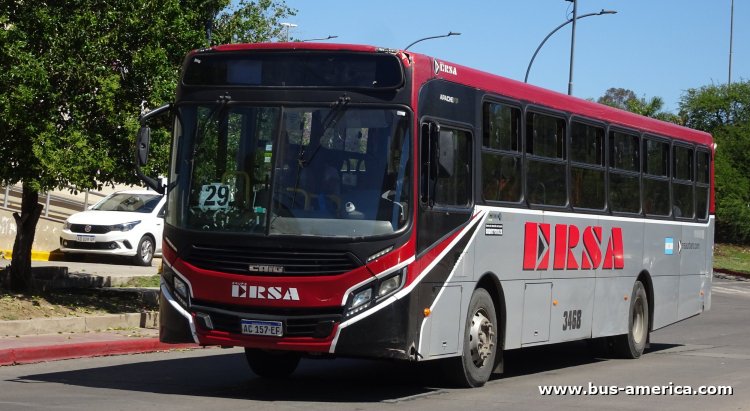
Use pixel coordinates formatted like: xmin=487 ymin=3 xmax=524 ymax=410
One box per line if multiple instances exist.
xmin=0 ymin=328 xmax=200 ymax=366
xmin=0 ymin=258 xmax=202 ymax=366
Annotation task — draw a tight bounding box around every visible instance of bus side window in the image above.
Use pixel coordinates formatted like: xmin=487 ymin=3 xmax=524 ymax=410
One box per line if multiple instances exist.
xmin=420 ymin=123 xmax=436 ymax=206
xmin=609 ymin=130 xmax=641 ymax=214
xmin=434 ymin=128 xmax=471 ymax=207
xmin=420 ymin=123 xmax=471 ymax=207
xmin=643 ymin=137 xmax=670 ymax=216
xmin=526 ymin=112 xmax=567 ymax=207
xmin=695 ymin=150 xmax=710 ymax=220
xmin=570 ymin=121 xmax=605 ymax=210
xmin=482 ymin=102 xmax=522 ymax=203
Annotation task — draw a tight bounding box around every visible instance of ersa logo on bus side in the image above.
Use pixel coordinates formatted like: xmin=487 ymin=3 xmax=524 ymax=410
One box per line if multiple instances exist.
xmin=433 ymin=59 xmax=458 ymax=76
xmin=434 ymin=59 xmax=460 ymax=104
xmin=522 ymin=222 xmax=625 ymax=271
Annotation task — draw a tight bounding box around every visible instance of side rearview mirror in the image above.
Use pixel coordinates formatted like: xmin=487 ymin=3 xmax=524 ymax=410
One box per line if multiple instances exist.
xmin=134 ymin=104 xmax=171 ymax=194
xmin=137 ymin=126 xmax=151 ymax=167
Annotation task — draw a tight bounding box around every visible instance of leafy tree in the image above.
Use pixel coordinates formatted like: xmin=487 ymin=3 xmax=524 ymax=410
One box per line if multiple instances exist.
xmin=597 ymin=87 xmax=637 ymax=110
xmin=680 ymin=82 xmax=750 ymax=131
xmin=679 ymin=81 xmax=750 ymax=243
xmin=598 ymin=88 xmax=681 ymax=124
xmin=0 ymin=1 xmax=293 ymax=292
xmin=212 ymin=0 xmax=294 ymax=44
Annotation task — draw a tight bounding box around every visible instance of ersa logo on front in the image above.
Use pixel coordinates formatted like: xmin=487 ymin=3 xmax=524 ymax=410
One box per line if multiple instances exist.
xmin=231 ymin=282 xmax=300 ymax=301
xmin=434 ymin=59 xmax=458 ymax=76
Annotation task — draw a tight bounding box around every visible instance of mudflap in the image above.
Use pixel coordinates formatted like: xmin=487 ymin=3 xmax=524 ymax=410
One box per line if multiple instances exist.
xmin=159 ymin=291 xmax=196 ymax=344
xmin=334 ymin=293 xmax=419 ymax=361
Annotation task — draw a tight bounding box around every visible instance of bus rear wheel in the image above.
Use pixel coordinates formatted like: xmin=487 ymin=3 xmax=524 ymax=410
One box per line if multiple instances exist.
xmin=446 ymin=288 xmax=498 ymax=388
xmin=244 ymin=348 xmax=301 ymax=378
xmin=614 ymin=280 xmax=649 ymax=359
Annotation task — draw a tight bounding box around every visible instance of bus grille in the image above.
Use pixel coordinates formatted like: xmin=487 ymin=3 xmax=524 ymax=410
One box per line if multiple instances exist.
xmin=185 ymin=245 xmax=361 ymax=276
xmin=191 ymin=301 xmax=342 ymax=338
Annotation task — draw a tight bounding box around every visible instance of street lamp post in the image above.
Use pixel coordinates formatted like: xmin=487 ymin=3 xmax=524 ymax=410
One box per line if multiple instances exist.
xmin=404 ymin=31 xmax=461 ymax=51
xmin=300 ymin=35 xmax=339 ymax=42
xmin=280 ymin=22 xmax=297 ymax=42
xmin=729 ymin=0 xmax=734 ymax=86
xmin=524 ymin=8 xmax=617 ymax=93
xmin=567 ymin=0 xmax=578 ymax=95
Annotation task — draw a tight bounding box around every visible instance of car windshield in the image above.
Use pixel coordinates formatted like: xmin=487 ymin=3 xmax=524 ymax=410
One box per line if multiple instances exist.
xmin=169 ymin=104 xmax=412 ymax=238
xmin=93 ymin=193 xmax=162 ymax=213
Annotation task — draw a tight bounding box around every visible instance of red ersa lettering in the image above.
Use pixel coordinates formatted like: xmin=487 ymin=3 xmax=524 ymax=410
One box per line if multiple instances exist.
xmin=522 ymin=222 xmax=624 ymax=271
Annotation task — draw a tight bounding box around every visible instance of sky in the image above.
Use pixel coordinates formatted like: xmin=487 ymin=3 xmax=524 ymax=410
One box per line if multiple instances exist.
xmin=278 ymin=0 xmax=749 ymax=113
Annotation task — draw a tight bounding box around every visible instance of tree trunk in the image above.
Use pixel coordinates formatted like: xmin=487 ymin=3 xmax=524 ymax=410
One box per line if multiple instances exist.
xmin=9 ymin=183 xmax=43 ymax=292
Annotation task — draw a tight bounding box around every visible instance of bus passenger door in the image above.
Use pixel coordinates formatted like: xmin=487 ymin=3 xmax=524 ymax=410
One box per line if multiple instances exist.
xmin=417 ymin=121 xmax=474 ymax=257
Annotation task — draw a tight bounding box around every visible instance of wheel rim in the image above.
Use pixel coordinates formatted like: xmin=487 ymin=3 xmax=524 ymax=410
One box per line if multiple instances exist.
xmin=632 ymin=296 xmax=645 ymax=344
xmin=469 ymin=308 xmax=495 ymax=368
xmin=140 ymin=239 xmax=153 ymax=262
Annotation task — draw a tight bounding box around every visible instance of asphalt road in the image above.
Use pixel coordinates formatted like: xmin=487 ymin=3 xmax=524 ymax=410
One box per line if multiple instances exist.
xmin=0 ymin=277 xmax=748 ymax=411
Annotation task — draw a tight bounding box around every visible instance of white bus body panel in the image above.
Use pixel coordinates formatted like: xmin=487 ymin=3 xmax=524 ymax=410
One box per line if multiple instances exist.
xmin=416 ymin=206 xmax=713 ymax=359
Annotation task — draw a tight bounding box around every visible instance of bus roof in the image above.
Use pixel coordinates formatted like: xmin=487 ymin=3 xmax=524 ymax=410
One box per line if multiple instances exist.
xmin=201 ymin=42 xmax=712 ymax=147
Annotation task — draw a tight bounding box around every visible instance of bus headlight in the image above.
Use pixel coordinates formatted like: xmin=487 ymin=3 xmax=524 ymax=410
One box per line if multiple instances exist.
xmin=351 ymin=288 xmax=372 ymax=309
xmin=377 ymin=271 xmax=404 ymax=298
xmin=173 ymin=276 xmax=189 ymax=306
xmin=345 ymin=268 xmax=406 ymax=318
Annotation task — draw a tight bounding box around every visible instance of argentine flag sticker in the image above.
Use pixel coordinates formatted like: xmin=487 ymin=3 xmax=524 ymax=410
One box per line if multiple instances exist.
xmin=664 ymin=237 xmax=674 ymax=255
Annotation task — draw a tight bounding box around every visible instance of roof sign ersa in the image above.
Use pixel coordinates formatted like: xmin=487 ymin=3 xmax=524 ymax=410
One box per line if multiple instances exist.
xmin=434 ymin=59 xmax=458 ymax=76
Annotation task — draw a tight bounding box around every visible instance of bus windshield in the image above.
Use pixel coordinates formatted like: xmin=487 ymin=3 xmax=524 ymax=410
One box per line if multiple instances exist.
xmin=171 ymin=104 xmax=412 ymax=238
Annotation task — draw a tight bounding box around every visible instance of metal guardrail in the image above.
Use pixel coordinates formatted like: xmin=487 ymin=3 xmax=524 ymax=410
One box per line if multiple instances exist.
xmin=1 ymin=185 xmax=108 ymax=223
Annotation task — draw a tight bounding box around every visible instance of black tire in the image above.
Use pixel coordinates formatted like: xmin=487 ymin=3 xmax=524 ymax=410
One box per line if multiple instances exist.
xmin=445 ymin=288 xmax=499 ymax=388
xmin=244 ymin=348 xmax=301 ymax=378
xmin=64 ymin=253 xmax=86 ymax=262
xmin=614 ymin=280 xmax=649 ymax=359
xmin=132 ymin=235 xmax=154 ymax=266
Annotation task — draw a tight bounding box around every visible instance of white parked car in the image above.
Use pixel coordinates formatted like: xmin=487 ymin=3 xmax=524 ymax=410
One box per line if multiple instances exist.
xmin=59 ymin=190 xmax=166 ymax=266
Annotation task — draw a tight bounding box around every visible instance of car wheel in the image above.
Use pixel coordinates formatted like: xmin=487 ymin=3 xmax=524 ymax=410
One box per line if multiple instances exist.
xmin=244 ymin=348 xmax=301 ymax=378
xmin=132 ymin=236 xmax=154 ymax=266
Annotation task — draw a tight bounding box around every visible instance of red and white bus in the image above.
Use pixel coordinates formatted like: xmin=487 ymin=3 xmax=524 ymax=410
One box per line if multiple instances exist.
xmin=135 ymin=42 xmax=714 ymax=387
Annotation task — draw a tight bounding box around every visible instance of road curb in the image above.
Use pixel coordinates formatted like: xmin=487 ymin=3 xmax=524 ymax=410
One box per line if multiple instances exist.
xmin=0 ymin=250 xmax=51 ymax=261
xmin=0 ymin=312 xmax=159 ymax=337
xmin=0 ymin=338 xmax=199 ymax=366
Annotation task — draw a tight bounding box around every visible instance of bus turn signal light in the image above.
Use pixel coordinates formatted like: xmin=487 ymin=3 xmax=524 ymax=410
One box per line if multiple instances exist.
xmin=423 ymin=308 xmax=431 ymax=317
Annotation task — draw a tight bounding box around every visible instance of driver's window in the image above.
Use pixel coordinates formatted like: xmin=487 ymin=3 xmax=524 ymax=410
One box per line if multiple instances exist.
xmin=433 ymin=128 xmax=472 ymax=207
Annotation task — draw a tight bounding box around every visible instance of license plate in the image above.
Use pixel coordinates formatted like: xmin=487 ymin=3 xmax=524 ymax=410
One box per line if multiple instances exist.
xmin=241 ymin=320 xmax=283 ymax=337
xmin=76 ymin=235 xmax=96 ymax=243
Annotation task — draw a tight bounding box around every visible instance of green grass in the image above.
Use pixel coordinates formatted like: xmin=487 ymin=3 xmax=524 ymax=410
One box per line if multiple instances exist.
xmin=714 ymin=243 xmax=750 ymax=275
xmin=120 ymin=275 xmax=161 ymax=288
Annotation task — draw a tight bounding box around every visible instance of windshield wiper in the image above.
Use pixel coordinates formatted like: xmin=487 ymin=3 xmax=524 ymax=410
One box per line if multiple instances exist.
xmin=271 ymin=96 xmax=350 ymax=225
xmin=298 ymin=95 xmax=350 ymax=167
xmin=187 ymin=96 xmax=231 ymax=198
xmin=192 ymin=94 xmax=231 ymax=157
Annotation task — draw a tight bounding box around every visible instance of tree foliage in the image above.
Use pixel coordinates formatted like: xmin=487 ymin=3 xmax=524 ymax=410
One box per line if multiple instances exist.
xmin=680 ymin=81 xmax=750 ymax=243
xmin=0 ymin=0 xmax=293 ymax=291
xmin=212 ymin=0 xmax=295 ymax=44
xmin=597 ymin=87 xmax=680 ymax=124
xmin=597 ymin=87 xmax=637 ymax=110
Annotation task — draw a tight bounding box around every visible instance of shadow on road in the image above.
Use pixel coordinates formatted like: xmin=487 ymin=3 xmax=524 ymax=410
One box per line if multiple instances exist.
xmin=49 ymin=251 xmax=160 ymax=267
xmin=9 ymin=340 xmax=683 ymax=402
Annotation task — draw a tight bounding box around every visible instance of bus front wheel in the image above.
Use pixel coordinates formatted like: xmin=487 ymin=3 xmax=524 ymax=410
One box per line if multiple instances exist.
xmin=446 ymin=288 xmax=498 ymax=388
xmin=614 ymin=280 xmax=649 ymax=359
xmin=244 ymin=348 xmax=301 ymax=378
